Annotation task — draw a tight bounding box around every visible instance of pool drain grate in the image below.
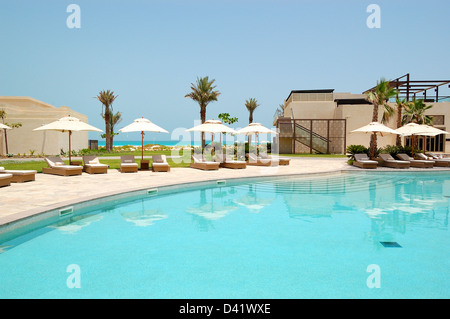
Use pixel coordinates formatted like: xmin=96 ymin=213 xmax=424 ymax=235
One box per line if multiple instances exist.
xmin=380 ymin=241 xmax=402 ymax=248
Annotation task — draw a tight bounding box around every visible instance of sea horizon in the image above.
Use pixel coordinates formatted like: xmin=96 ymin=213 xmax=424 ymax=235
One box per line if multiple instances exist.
xmin=98 ymin=140 xmax=267 ymax=147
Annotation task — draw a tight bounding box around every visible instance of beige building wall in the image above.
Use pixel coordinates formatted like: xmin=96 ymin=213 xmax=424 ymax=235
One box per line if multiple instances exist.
xmin=0 ymin=97 xmax=90 ymax=156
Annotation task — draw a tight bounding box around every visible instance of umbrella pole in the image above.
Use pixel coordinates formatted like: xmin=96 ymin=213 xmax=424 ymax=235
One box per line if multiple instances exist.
xmin=141 ymin=131 xmax=144 ymax=161
xmin=69 ymin=130 xmax=72 ymax=164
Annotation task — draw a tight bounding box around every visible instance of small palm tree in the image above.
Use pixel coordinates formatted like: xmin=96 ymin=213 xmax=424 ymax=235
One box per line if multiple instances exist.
xmin=401 ymin=99 xmax=433 ymax=125
xmin=0 ymin=109 xmax=22 ymax=155
xmin=366 ymin=78 xmax=398 ymax=158
xmin=96 ymin=90 xmax=118 ymax=152
xmin=185 ymin=76 xmax=221 ymax=149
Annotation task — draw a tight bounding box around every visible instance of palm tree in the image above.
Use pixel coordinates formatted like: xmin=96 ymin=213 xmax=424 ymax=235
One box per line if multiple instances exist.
xmin=394 ymin=98 xmax=408 ymax=146
xmin=401 ymin=99 xmax=433 ymax=125
xmin=245 ymin=98 xmax=260 ymax=146
xmin=245 ymin=98 xmax=259 ymax=124
xmin=365 ymin=78 xmax=398 ymax=158
xmin=185 ymin=76 xmax=221 ymax=149
xmin=101 ymin=110 xmax=122 ymax=148
xmin=0 ymin=109 xmax=22 ymax=155
xmin=96 ymin=90 xmax=117 ymax=152
xmin=401 ymin=99 xmax=434 ymax=152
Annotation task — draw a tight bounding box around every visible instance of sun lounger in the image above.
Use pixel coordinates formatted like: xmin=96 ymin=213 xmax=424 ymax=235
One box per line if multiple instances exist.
xmin=190 ymin=154 xmax=220 ymax=170
xmin=247 ymin=153 xmax=273 ymax=166
xmin=396 ymin=153 xmax=434 ymax=168
xmin=259 ymin=154 xmax=291 ymax=166
xmin=426 ymin=152 xmax=450 ymax=167
xmin=378 ymin=154 xmax=410 ymax=168
xmin=152 ymin=155 xmax=170 ymax=172
xmin=120 ymin=155 xmax=138 ymax=173
xmin=0 ymin=166 xmax=37 ymax=182
xmin=0 ymin=173 xmax=12 ymax=187
xmin=43 ymin=156 xmax=83 ymax=176
xmin=416 ymin=153 xmax=449 ymax=167
xmin=82 ymin=156 xmax=108 ymax=174
xmin=353 ymin=154 xmax=378 ymax=169
xmin=214 ymin=153 xmax=246 ymax=169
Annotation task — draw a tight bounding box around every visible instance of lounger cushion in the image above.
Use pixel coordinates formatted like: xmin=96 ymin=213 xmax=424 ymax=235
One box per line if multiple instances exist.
xmin=121 ymin=163 xmax=138 ymax=167
xmin=2 ymin=170 xmax=37 ymax=175
xmin=0 ymin=173 xmax=12 ymax=180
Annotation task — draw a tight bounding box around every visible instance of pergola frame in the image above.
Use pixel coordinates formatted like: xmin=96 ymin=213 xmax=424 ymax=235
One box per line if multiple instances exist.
xmin=363 ymin=73 xmax=450 ymax=102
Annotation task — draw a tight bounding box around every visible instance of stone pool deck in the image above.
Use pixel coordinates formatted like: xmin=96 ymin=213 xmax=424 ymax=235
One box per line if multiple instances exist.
xmin=1 ymin=157 xmax=450 ymax=226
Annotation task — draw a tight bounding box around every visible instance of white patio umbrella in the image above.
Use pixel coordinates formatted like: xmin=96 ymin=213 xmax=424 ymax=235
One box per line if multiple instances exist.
xmin=236 ymin=122 xmax=277 ymax=151
xmin=0 ymin=123 xmax=12 ymax=130
xmin=33 ymin=115 xmax=103 ymax=163
xmin=350 ymin=122 xmax=400 ymax=159
xmin=118 ymin=117 xmax=169 ymax=160
xmin=186 ymin=119 xmax=237 ymax=148
xmin=396 ymin=123 xmax=449 ymax=155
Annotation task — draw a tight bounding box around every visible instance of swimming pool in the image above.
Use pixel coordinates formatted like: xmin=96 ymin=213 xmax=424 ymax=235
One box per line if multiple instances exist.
xmin=0 ymin=171 xmax=448 ymax=298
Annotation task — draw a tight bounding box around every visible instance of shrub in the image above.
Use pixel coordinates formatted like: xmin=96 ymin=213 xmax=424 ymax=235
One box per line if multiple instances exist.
xmin=346 ymin=145 xmax=368 ymax=159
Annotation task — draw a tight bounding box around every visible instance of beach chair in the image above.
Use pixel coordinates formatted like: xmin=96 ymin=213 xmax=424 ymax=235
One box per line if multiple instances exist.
xmin=416 ymin=153 xmax=449 ymax=167
xmin=0 ymin=173 xmax=13 ymax=187
xmin=120 ymin=155 xmax=139 ymax=173
xmin=378 ymin=154 xmax=410 ymax=169
xmin=83 ymin=155 xmax=108 ymax=174
xmin=396 ymin=153 xmax=434 ymax=168
xmin=353 ymin=154 xmax=378 ymax=169
xmin=0 ymin=166 xmax=37 ymax=182
xmin=151 ymin=155 xmax=170 ymax=172
xmin=247 ymin=153 xmax=273 ymax=166
xmin=190 ymin=154 xmax=220 ymax=170
xmin=259 ymin=153 xmax=290 ymax=166
xmin=214 ymin=153 xmax=246 ymax=169
xmin=43 ymin=156 xmax=83 ymax=176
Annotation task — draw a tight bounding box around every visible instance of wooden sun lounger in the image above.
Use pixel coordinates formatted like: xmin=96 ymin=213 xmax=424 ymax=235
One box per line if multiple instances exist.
xmin=120 ymin=155 xmax=139 ymax=173
xmin=378 ymin=154 xmax=410 ymax=169
xmin=190 ymin=154 xmax=220 ymax=170
xmin=246 ymin=153 xmax=272 ymax=166
xmin=396 ymin=153 xmax=434 ymax=168
xmin=353 ymin=154 xmax=378 ymax=169
xmin=43 ymin=157 xmax=83 ymax=176
xmin=260 ymin=154 xmax=290 ymax=166
xmin=0 ymin=167 xmax=37 ymax=182
xmin=214 ymin=154 xmax=246 ymax=169
xmin=416 ymin=153 xmax=449 ymax=167
xmin=152 ymin=155 xmax=170 ymax=172
xmin=83 ymin=156 xmax=108 ymax=174
xmin=0 ymin=173 xmax=12 ymax=187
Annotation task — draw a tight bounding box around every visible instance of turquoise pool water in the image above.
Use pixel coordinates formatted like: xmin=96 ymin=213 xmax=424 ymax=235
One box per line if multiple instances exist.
xmin=0 ymin=171 xmax=449 ymax=298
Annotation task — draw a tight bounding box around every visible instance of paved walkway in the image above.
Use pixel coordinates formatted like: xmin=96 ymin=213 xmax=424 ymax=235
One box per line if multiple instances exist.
xmin=0 ymin=158 xmax=349 ymax=225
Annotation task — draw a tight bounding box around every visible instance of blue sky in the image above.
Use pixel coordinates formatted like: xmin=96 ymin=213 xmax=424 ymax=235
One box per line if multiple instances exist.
xmin=0 ymin=0 xmax=449 ymax=141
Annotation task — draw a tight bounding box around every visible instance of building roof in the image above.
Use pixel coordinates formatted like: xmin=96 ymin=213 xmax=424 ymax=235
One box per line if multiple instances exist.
xmin=286 ymin=89 xmax=334 ymax=101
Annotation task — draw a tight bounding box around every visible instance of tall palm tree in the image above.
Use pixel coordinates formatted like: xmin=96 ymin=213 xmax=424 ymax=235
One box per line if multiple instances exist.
xmin=245 ymin=98 xmax=260 ymax=146
xmin=365 ymin=78 xmax=398 ymax=158
xmin=394 ymin=98 xmax=408 ymax=146
xmin=96 ymin=90 xmax=117 ymax=152
xmin=101 ymin=110 xmax=122 ymax=148
xmin=245 ymin=98 xmax=259 ymax=124
xmin=185 ymin=76 xmax=221 ymax=149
